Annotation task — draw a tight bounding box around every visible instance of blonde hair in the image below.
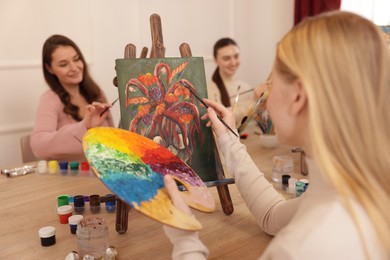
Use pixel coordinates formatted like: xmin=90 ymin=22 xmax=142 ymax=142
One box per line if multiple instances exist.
xmin=276 ymin=11 xmax=390 ymax=256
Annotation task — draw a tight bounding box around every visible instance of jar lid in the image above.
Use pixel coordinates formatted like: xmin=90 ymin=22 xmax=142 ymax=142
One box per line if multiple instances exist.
xmin=299 ymin=178 xmax=309 ymax=184
xmin=57 ymin=205 xmax=73 ymax=214
xmin=39 ymin=226 xmax=56 ymax=238
xmin=68 ymin=214 xmax=84 ymax=225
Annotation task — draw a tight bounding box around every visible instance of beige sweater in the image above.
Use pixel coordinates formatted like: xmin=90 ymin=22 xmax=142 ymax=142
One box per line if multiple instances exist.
xmin=164 ymin=131 xmax=386 ymax=259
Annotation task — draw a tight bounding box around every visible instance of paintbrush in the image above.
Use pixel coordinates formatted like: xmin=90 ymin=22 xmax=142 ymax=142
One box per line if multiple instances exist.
xmin=100 ymin=98 xmax=119 ymax=116
xmin=231 ymin=85 xmax=241 ymax=115
xmin=229 ymin=88 xmax=254 ymax=98
xmin=237 ymin=90 xmax=269 ymax=134
xmin=182 ymin=82 xmax=238 ymax=137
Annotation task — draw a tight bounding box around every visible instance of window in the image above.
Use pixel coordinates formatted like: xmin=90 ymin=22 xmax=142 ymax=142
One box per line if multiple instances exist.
xmin=341 ymin=0 xmax=390 ymax=25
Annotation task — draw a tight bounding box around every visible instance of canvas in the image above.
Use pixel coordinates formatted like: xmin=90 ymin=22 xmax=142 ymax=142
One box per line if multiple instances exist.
xmin=115 ymin=57 xmax=218 ymax=182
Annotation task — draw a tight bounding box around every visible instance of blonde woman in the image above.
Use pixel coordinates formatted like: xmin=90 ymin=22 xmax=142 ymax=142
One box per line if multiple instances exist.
xmin=163 ymin=11 xmax=390 ymax=259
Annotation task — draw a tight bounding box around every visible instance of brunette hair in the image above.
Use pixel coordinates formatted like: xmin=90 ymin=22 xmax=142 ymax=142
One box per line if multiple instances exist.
xmin=212 ymin=37 xmax=238 ymax=107
xmin=42 ymin=34 xmax=104 ymax=121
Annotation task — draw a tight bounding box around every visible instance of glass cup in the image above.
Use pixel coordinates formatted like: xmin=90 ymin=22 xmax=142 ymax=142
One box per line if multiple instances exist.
xmin=76 ymin=217 xmax=109 ymax=259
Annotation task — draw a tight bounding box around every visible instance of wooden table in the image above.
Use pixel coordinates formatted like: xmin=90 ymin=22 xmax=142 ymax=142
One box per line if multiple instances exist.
xmin=0 ymin=127 xmax=305 ymax=259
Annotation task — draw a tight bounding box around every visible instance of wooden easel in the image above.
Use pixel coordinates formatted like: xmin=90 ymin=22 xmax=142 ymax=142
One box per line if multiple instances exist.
xmin=114 ymin=14 xmax=235 ymax=234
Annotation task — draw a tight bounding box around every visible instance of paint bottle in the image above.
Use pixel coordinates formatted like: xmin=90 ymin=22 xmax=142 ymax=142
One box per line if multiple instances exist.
xmin=57 ymin=205 xmax=73 ymax=224
xmin=39 ymin=226 xmax=56 ymax=247
xmin=282 ymin=174 xmax=291 ymax=190
xmin=74 ymin=195 xmax=85 ymax=213
xmin=37 ymin=160 xmax=47 ymax=174
xmin=80 ymin=161 xmax=90 ymax=171
xmin=77 ymin=217 xmax=109 ymax=259
xmin=68 ymin=215 xmax=83 ymax=234
xmin=58 ymin=161 xmax=69 ymax=174
xmin=288 ymin=177 xmax=297 ymax=195
xmin=69 ymin=161 xmax=80 ymax=170
xmin=89 ymin=194 xmax=101 ymax=213
xmin=48 ymin=160 xmax=58 ymax=174
xmin=80 ymin=161 xmax=91 ymax=176
xmin=300 ymin=178 xmax=310 ymax=192
xmin=272 ymin=156 xmax=294 ymax=183
xmin=104 ymin=194 xmax=116 ymax=213
xmin=296 ymin=181 xmax=305 ymax=196
xmin=57 ymin=194 xmax=69 ymax=207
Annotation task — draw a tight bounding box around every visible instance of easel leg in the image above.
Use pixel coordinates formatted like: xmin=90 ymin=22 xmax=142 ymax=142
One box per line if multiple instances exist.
xmin=116 ymin=198 xmax=130 ymax=234
xmin=216 ymin=185 xmax=234 ymax=215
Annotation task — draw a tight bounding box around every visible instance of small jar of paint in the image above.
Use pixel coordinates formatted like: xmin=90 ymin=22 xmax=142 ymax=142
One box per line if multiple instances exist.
xmin=296 ymin=181 xmax=305 ymax=196
xmin=288 ymin=177 xmax=297 ymax=195
xmin=272 ymin=156 xmax=294 ymax=183
xmin=57 ymin=205 xmax=73 ymax=224
xmin=89 ymin=194 xmax=101 ymax=213
xmin=300 ymin=178 xmax=310 ymax=192
xmin=58 ymin=161 xmax=69 ymax=172
xmin=74 ymin=195 xmax=85 ymax=213
xmin=57 ymin=194 xmax=69 ymax=207
xmin=39 ymin=226 xmax=56 ymax=247
xmin=105 ymin=194 xmax=116 ymax=213
xmin=80 ymin=161 xmax=90 ymax=171
xmin=282 ymin=174 xmax=291 ymax=189
xmin=48 ymin=160 xmax=59 ymax=174
xmin=69 ymin=161 xmax=80 ymax=170
xmin=68 ymin=214 xmax=84 ymax=234
xmin=37 ymin=160 xmax=47 ymax=174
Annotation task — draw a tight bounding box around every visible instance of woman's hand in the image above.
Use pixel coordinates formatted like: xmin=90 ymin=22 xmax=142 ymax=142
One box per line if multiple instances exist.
xmin=83 ymin=102 xmax=111 ymax=129
xmin=164 ymin=174 xmax=192 ymax=216
xmin=201 ymin=99 xmax=236 ymax=138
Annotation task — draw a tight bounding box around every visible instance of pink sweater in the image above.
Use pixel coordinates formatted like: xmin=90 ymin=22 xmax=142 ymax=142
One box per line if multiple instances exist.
xmin=30 ymin=90 xmax=115 ymax=161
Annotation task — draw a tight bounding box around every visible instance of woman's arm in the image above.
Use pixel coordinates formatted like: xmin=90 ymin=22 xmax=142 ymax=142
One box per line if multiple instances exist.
xmin=30 ymin=91 xmax=112 ymax=160
xmin=204 ymin=98 xmax=303 ymax=235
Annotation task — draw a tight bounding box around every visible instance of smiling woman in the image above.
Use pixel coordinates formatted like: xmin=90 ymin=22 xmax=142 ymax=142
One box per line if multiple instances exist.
xmin=30 ymin=35 xmax=115 ymax=161
xmin=207 ymin=37 xmax=254 ymax=124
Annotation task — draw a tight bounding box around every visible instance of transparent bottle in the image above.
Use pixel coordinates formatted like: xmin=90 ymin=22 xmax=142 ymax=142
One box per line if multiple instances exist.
xmin=77 ymin=217 xmax=109 ymax=259
xmin=272 ymin=155 xmax=294 ymax=183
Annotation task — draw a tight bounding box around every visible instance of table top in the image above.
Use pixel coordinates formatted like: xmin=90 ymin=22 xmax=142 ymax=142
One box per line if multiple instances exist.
xmin=0 ymin=127 xmax=305 ymax=259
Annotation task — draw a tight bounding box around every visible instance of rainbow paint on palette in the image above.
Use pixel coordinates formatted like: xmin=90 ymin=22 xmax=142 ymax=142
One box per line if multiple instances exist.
xmin=83 ymin=127 xmax=215 ymax=231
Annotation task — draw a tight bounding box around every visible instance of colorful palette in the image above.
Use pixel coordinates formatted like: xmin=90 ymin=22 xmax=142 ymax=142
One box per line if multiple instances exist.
xmin=82 ymin=127 xmax=215 ymax=231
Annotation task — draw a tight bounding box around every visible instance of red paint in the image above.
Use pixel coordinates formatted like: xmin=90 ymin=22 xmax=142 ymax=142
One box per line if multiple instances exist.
xmin=80 ymin=161 xmax=90 ymax=170
xmin=57 ymin=205 xmax=73 ymax=224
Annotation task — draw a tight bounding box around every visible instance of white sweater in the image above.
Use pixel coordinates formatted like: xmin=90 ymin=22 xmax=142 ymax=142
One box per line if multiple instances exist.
xmin=164 ymin=131 xmax=386 ymax=259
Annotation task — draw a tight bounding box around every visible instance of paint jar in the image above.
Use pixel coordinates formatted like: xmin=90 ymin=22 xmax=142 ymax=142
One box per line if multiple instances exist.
xmin=288 ymin=177 xmax=297 ymax=195
xmin=37 ymin=160 xmax=47 ymax=174
xmin=80 ymin=161 xmax=90 ymax=171
xmin=57 ymin=194 xmax=69 ymax=207
xmin=59 ymin=160 xmax=68 ymax=170
xmin=272 ymin=156 xmax=293 ymax=183
xmin=39 ymin=226 xmax=56 ymax=247
xmin=48 ymin=160 xmax=58 ymax=174
xmin=282 ymin=174 xmax=291 ymax=190
xmin=69 ymin=214 xmax=83 ymax=234
xmin=300 ymin=178 xmax=310 ymax=192
xmin=74 ymin=195 xmax=85 ymax=213
xmin=57 ymin=205 xmax=73 ymax=224
xmin=296 ymin=181 xmax=305 ymax=196
xmin=77 ymin=217 xmax=109 ymax=259
xmin=69 ymin=161 xmax=80 ymax=170
xmin=89 ymin=194 xmax=101 ymax=213
xmin=104 ymin=194 xmax=116 ymax=213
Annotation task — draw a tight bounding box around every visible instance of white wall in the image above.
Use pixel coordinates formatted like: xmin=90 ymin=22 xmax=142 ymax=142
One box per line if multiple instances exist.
xmin=0 ymin=0 xmax=293 ymax=168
